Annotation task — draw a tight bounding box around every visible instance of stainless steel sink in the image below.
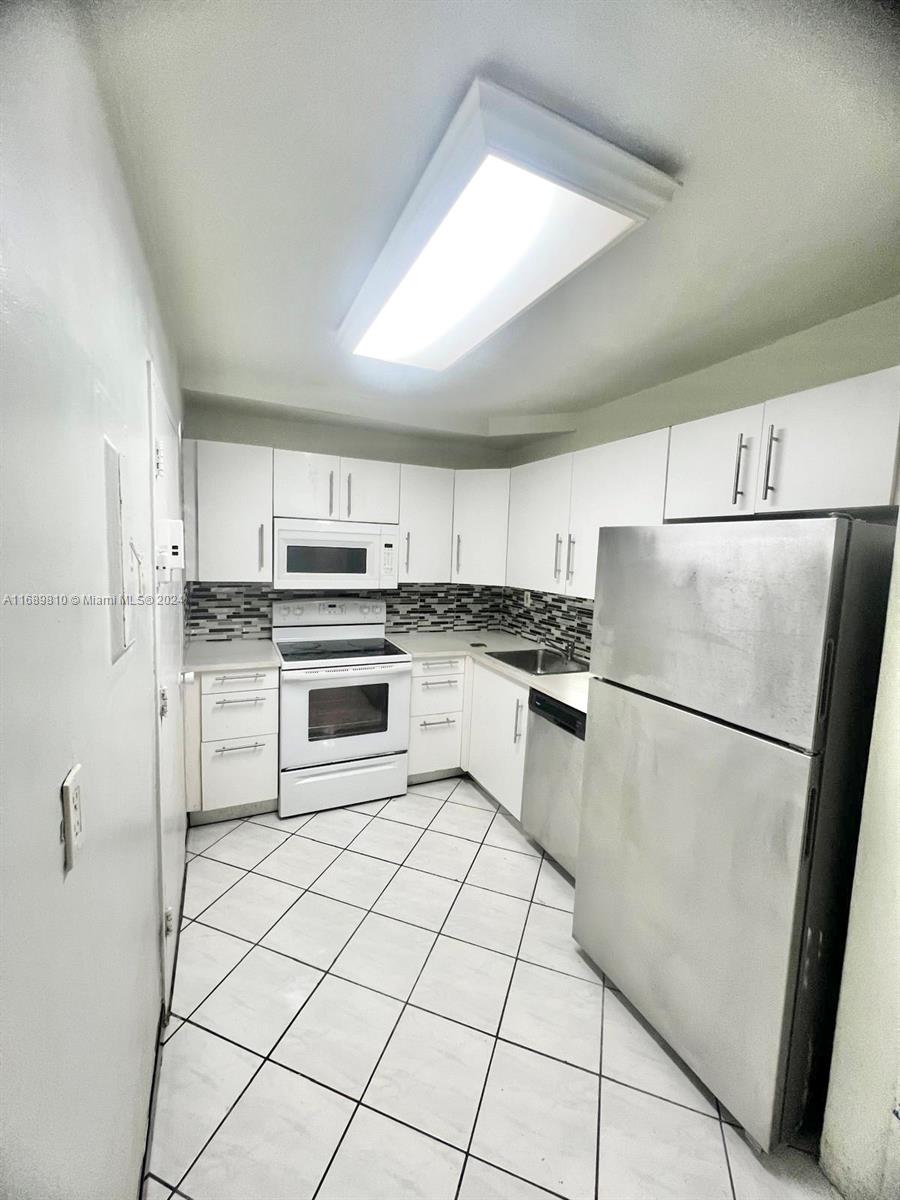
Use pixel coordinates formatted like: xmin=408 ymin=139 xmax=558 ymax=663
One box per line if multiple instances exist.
xmin=486 ymin=647 xmax=589 ymax=675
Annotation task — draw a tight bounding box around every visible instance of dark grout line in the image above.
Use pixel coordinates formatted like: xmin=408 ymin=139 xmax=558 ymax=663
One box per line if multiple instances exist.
xmin=594 ymin=978 xmax=606 ymax=1200
xmin=453 ymin=844 xmax=546 ymax=1200
xmin=719 ymin=1112 xmax=739 ymax=1200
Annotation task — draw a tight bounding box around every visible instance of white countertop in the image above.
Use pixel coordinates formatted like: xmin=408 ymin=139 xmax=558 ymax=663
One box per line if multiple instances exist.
xmin=389 ymin=628 xmax=592 ymax=713
xmin=184 ymin=639 xmax=281 ymax=674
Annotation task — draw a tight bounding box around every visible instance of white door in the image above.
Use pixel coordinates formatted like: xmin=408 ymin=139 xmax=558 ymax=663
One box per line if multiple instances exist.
xmin=273 ymin=448 xmax=339 ymax=519
xmin=399 ymin=464 xmax=454 ymax=583
xmin=148 ymin=364 xmax=186 ymax=1010
xmin=568 ymin=428 xmax=669 ymax=598
xmin=451 ymin=469 xmax=510 ymax=586
xmin=756 ymin=367 xmax=900 ymax=513
xmin=506 ymin=454 xmax=573 ymax=594
xmin=467 ymin=664 xmax=529 ymax=818
xmin=197 ymin=441 xmax=273 ymax=581
xmin=665 ymin=405 xmax=764 ymax=519
xmin=340 ymin=457 xmax=401 ymax=523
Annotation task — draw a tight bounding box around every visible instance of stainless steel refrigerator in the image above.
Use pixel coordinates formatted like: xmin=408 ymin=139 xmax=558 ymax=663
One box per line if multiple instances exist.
xmin=573 ymin=516 xmax=893 ymax=1152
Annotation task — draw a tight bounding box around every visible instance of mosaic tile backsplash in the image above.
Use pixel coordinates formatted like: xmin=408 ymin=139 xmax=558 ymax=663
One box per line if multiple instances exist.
xmin=185 ymin=582 xmax=593 ymax=660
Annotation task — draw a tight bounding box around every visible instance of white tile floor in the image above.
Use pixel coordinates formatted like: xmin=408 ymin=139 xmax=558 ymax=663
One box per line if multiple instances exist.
xmin=145 ymin=777 xmax=840 ymax=1200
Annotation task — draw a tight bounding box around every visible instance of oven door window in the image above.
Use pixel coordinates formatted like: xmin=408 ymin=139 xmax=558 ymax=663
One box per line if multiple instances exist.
xmin=308 ymin=682 xmax=389 ymax=740
xmin=286 ymin=544 xmax=368 ymax=575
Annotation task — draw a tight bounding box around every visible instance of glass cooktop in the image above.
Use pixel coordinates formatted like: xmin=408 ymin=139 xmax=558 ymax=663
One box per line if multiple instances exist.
xmin=278 ymin=637 xmax=407 ymax=663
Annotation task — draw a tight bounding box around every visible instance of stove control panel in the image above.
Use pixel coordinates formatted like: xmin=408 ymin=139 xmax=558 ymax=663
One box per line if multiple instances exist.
xmin=273 ymin=598 xmax=387 ymax=626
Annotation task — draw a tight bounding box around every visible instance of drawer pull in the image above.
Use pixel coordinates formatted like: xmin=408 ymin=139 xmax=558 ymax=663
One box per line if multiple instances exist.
xmin=214 ymin=741 xmax=264 ymax=754
xmin=215 ymin=695 xmax=267 ymax=706
xmin=420 ymin=679 xmax=458 ymax=689
xmin=214 ymin=672 xmax=265 ymax=683
xmin=419 ymin=718 xmax=456 ymax=729
xmin=422 ymin=659 xmax=460 ymax=669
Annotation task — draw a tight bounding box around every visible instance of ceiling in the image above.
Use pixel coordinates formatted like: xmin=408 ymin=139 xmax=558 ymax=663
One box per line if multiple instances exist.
xmin=84 ymin=0 xmax=900 ymax=438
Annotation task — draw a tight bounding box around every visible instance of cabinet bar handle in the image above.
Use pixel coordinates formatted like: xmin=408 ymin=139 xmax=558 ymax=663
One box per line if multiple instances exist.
xmin=731 ymin=433 xmax=747 ymax=505
xmin=422 ymin=659 xmax=459 ymax=668
xmin=565 ymin=535 xmax=575 ymax=582
xmin=456 ymin=533 xmax=461 ymax=574
xmin=214 ymin=741 xmax=264 ymax=754
xmin=328 ymin=470 xmax=334 ymax=516
xmin=513 ymin=698 xmax=523 ymax=743
xmin=258 ymin=523 xmax=265 ymax=571
xmin=405 ymin=530 xmax=411 ymax=573
xmin=420 ymin=718 xmax=456 ymax=728
xmin=214 ymin=696 xmax=266 ymax=706
xmin=553 ymin=533 xmax=563 ymax=580
xmin=214 ymin=672 xmax=265 ymax=682
xmin=421 ymin=679 xmax=458 ymax=688
xmin=347 ymin=472 xmax=352 ymax=517
xmin=761 ymin=423 xmax=778 ymax=500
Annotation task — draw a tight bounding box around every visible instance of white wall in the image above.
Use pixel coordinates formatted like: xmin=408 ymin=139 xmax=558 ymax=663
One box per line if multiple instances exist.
xmin=0 ymin=3 xmax=181 ymax=1197
xmin=821 ymin=522 xmax=900 ymax=1200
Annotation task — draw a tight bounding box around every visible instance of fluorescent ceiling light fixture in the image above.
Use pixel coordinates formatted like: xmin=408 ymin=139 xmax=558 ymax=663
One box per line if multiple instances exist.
xmin=341 ymin=79 xmax=679 ymax=370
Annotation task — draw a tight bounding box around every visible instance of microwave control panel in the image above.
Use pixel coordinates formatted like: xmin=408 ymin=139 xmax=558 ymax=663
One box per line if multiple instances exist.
xmin=381 ymin=538 xmax=397 ymax=585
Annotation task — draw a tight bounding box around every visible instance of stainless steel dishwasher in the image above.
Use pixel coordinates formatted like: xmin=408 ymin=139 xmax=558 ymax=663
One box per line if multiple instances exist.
xmin=521 ymin=688 xmax=586 ymax=877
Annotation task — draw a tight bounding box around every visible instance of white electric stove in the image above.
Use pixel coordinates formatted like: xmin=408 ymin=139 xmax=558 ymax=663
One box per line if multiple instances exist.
xmin=273 ymin=598 xmax=411 ymax=816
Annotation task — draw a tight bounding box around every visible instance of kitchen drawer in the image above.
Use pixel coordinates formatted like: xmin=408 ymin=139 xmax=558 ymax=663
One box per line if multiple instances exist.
xmin=410 ymin=675 xmax=463 ymax=717
xmin=201 ymin=667 xmax=279 ymax=695
xmin=201 ymin=733 xmax=278 ymax=811
xmin=412 ymin=656 xmax=465 ymax=679
xmin=409 ymin=711 xmax=463 ymax=776
xmin=201 ymin=690 xmax=279 ymax=742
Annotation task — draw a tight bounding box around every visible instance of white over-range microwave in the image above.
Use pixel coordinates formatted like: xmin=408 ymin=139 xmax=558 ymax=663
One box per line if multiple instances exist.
xmin=273 ymin=518 xmax=399 ymax=590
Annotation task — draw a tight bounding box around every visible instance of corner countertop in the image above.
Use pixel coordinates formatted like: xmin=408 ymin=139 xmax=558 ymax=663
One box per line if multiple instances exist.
xmin=389 ymin=628 xmax=592 ymax=714
xmin=184 ymin=639 xmax=281 ymax=674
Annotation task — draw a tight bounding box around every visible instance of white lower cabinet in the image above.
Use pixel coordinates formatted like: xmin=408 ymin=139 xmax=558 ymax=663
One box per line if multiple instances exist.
xmin=201 ymin=734 xmax=278 ymax=811
xmin=409 ymin=712 xmax=463 ymax=776
xmin=185 ymin=668 xmax=280 ymax=814
xmin=467 ymin=663 xmax=529 ymax=820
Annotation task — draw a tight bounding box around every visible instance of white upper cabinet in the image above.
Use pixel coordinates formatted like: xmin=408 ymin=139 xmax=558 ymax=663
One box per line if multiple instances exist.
xmin=451 ymin=469 xmax=510 ymax=585
xmin=665 ymin=405 xmax=764 ymax=520
xmin=506 ymin=455 xmax=574 ymax=593
xmin=467 ymin=663 xmax=529 ymax=819
xmin=399 ymin=464 xmax=454 ymax=583
xmin=339 ymin=457 xmax=401 ymax=524
xmin=196 ymin=440 xmax=273 ymax=582
xmin=273 ymin=449 xmax=340 ymax=519
xmin=755 ymin=367 xmax=900 ymax=513
xmin=567 ymin=428 xmax=670 ymax=599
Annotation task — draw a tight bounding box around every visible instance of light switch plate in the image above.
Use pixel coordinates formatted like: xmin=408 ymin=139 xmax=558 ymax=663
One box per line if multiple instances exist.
xmin=60 ymin=763 xmax=84 ymax=871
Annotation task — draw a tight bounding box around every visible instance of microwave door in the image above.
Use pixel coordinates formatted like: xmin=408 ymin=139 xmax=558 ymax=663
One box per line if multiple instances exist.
xmin=274 ymin=520 xmax=381 ymax=590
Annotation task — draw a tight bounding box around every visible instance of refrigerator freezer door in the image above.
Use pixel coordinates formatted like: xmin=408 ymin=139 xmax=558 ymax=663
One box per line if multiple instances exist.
xmin=590 ymin=518 xmax=848 ymax=750
xmin=574 ymin=679 xmax=817 ymax=1150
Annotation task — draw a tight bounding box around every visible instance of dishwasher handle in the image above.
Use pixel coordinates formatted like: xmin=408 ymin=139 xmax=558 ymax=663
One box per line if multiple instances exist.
xmin=528 ymin=688 xmax=586 ymax=740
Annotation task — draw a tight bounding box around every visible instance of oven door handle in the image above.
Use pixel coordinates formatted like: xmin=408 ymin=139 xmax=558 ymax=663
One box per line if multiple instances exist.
xmin=280 ymin=662 xmax=413 ymax=682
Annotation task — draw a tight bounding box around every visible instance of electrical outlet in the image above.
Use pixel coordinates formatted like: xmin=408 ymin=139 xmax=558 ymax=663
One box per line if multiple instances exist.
xmin=523 ymin=590 xmax=532 ymax=609
xmin=60 ymin=763 xmax=84 ymax=871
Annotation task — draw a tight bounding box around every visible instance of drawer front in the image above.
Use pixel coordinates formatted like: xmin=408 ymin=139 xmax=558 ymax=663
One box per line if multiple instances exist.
xmin=201 ymin=733 xmax=278 ymax=811
xmin=412 ymin=656 xmax=465 ymax=680
xmin=201 ymin=690 xmax=279 ymax=742
xmin=410 ymin=675 xmax=463 ymax=717
xmin=201 ymin=667 xmax=279 ymax=695
xmin=409 ymin=711 xmax=463 ymax=776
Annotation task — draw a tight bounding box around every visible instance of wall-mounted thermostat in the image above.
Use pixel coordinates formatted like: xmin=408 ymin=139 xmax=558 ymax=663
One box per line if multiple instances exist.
xmin=156 ymin=518 xmax=184 ymax=571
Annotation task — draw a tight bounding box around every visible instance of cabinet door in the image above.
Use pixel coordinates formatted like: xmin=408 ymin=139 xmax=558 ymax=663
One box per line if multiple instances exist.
xmin=756 ymin=367 xmax=900 ymax=513
xmin=340 ymin=458 xmax=401 ymax=523
xmin=467 ymin=664 xmax=528 ymax=819
xmin=451 ymin=469 xmax=510 ymax=585
xmin=197 ymin=441 xmax=273 ymax=582
xmin=273 ymin=449 xmax=339 ymax=519
xmin=568 ymin=428 xmax=669 ymax=599
xmin=506 ymin=455 xmax=573 ymax=594
xmin=665 ymin=405 xmax=764 ymax=520
xmin=399 ymin=464 xmax=454 ymax=583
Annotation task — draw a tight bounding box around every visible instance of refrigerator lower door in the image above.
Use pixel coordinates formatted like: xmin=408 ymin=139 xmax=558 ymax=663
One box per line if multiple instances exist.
xmin=574 ymin=679 xmax=817 ymax=1150
xmin=590 ymin=518 xmax=848 ymax=750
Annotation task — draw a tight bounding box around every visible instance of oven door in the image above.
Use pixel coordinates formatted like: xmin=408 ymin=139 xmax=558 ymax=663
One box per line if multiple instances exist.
xmin=280 ymin=661 xmax=411 ymax=768
xmin=274 ymin=519 xmax=384 ymax=590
